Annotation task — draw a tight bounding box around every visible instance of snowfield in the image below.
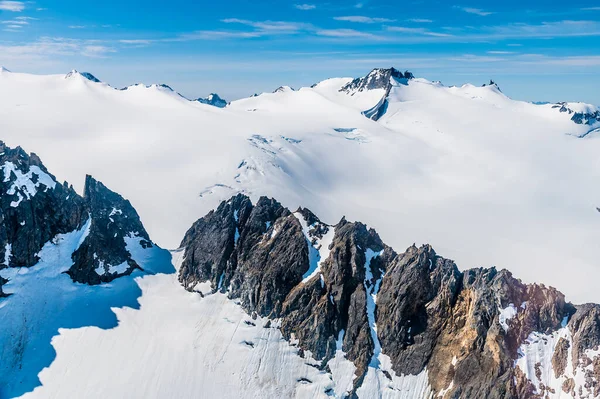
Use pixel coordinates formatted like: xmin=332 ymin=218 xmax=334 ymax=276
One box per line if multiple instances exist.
xmin=0 ymin=67 xmax=598 ymax=309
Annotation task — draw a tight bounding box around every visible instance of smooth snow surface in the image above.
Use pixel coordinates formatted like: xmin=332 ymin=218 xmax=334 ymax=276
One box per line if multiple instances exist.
xmin=0 ymin=219 xmax=173 ymax=398
xmin=0 ymin=69 xmax=599 ymax=303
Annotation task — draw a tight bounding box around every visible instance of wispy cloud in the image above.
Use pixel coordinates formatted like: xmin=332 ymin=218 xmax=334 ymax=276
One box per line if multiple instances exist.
xmin=2 ymin=19 xmax=29 ymax=25
xmin=581 ymin=7 xmax=600 ymax=11
xmin=487 ymin=51 xmax=516 ymax=54
xmin=82 ymin=45 xmax=116 ymax=58
xmin=406 ymin=18 xmax=433 ymax=23
xmin=0 ymin=37 xmax=116 ymax=60
xmin=334 ymin=16 xmax=395 ymax=23
xmin=354 ymin=2 xmax=365 ymax=9
xmin=119 ymin=39 xmax=154 ymax=45
xmin=456 ymin=6 xmax=494 ymax=16
xmin=482 ymin=20 xmax=600 ymax=39
xmin=68 ymin=25 xmax=86 ymax=29
xmin=315 ymin=28 xmax=381 ymax=39
xmin=221 ymin=18 xmax=310 ymax=34
xmin=387 ymin=26 xmax=452 ymax=37
xmin=294 ymin=4 xmax=315 ymax=10
xmin=0 ymin=1 xmax=24 ymax=11
xmin=175 ymin=30 xmax=263 ymax=41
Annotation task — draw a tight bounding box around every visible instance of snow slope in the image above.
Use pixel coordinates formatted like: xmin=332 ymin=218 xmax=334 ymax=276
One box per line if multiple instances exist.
xmin=0 ymin=68 xmax=599 ymax=305
xmin=11 ymin=250 xmax=362 ymax=399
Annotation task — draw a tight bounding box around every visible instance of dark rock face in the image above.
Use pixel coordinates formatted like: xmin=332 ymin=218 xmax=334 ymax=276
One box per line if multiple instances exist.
xmin=553 ymin=102 xmax=600 ymax=126
xmin=64 ymin=70 xmax=101 ymax=83
xmin=196 ymin=93 xmax=227 ymax=108
xmin=181 ymin=195 xmax=600 ymax=397
xmin=0 ymin=141 xmax=86 ymax=268
xmin=67 ymin=175 xmax=152 ymax=285
xmin=0 ymin=141 xmax=155 ymax=288
xmin=340 ymin=67 xmax=414 ymax=121
xmin=340 ymin=67 xmax=413 ymax=94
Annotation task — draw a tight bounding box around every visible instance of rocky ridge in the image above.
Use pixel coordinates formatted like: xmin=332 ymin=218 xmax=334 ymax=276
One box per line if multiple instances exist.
xmin=196 ymin=93 xmax=228 ymax=108
xmin=179 ymin=194 xmax=600 ymax=398
xmin=340 ymin=67 xmax=414 ymax=121
xmin=0 ymin=141 xmax=155 ymax=291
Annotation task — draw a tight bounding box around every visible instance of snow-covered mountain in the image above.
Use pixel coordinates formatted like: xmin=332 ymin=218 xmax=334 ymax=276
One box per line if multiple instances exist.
xmin=1 ymin=66 xmax=600 ymax=398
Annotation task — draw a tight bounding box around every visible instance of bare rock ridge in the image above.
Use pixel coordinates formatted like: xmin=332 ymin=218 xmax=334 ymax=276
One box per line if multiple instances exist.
xmin=68 ymin=175 xmax=153 ymax=284
xmin=340 ymin=67 xmax=414 ymax=122
xmin=554 ymin=102 xmax=600 ymax=126
xmin=179 ymin=194 xmax=600 ymax=398
xmin=0 ymin=141 xmax=155 ymax=291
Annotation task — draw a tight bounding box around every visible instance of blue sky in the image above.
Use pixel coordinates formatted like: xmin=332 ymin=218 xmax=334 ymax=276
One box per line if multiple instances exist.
xmin=1 ymin=0 xmax=599 ymax=103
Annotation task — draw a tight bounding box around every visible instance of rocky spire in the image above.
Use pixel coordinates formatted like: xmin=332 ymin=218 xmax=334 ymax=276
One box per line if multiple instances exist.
xmin=68 ymin=175 xmax=152 ymax=284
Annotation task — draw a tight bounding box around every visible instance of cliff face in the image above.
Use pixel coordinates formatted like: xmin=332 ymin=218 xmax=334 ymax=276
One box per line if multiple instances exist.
xmin=0 ymin=142 xmax=155 ymax=291
xmin=179 ymin=194 xmax=600 ymax=398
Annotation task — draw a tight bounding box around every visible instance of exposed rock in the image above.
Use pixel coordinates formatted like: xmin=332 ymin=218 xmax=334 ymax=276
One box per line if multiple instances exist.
xmin=179 ymin=195 xmax=600 ymax=397
xmin=179 ymin=194 xmax=252 ymax=291
xmin=552 ymin=337 xmax=570 ymax=378
xmin=340 ymin=67 xmax=415 ymax=121
xmin=0 ymin=141 xmax=155 ymax=288
xmin=340 ymin=67 xmax=413 ymax=94
xmin=0 ymin=141 xmax=86 ymax=268
xmin=552 ymin=102 xmax=600 ymax=126
xmin=68 ymin=175 xmax=153 ymax=284
xmin=196 ymin=93 xmax=227 ymax=108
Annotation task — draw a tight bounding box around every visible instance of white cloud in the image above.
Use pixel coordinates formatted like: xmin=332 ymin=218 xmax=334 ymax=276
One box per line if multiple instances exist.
xmin=0 ymin=37 xmax=116 ymax=60
xmin=487 ymin=51 xmax=516 ymax=54
xmin=406 ymin=18 xmax=433 ymax=23
xmin=387 ymin=26 xmax=452 ymax=37
xmin=119 ymin=39 xmax=153 ymax=45
xmin=315 ymin=28 xmax=381 ymax=39
xmin=174 ymin=30 xmax=263 ymax=41
xmin=456 ymin=6 xmax=494 ymax=16
xmin=2 ymin=20 xmax=28 ymax=25
xmin=581 ymin=7 xmax=600 ymax=11
xmin=294 ymin=4 xmax=315 ymax=10
xmin=334 ymin=16 xmax=395 ymax=23
xmin=220 ymin=18 xmax=311 ymax=34
xmin=68 ymin=25 xmax=86 ymax=29
xmin=0 ymin=1 xmax=24 ymax=11
xmin=82 ymin=45 xmax=116 ymax=58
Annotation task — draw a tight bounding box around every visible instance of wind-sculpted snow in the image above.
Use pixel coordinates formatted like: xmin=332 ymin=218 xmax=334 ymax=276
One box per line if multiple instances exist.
xmin=0 ymin=66 xmax=599 ymax=306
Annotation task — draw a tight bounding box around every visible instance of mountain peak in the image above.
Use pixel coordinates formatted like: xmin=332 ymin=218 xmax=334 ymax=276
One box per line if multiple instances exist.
xmin=273 ymin=85 xmax=294 ymax=93
xmin=196 ymin=93 xmax=227 ymax=108
xmin=340 ymin=67 xmax=414 ymax=95
xmin=64 ymin=70 xmax=101 ymax=83
xmin=0 ymin=66 xmax=10 ymax=73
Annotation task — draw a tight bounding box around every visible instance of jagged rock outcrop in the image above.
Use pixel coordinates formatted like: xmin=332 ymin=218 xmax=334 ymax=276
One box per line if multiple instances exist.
xmin=340 ymin=67 xmax=414 ymax=121
xmin=196 ymin=93 xmax=227 ymax=108
xmin=0 ymin=141 xmax=86 ymax=268
xmin=180 ymin=195 xmax=600 ymax=398
xmin=340 ymin=67 xmax=413 ymax=94
xmin=65 ymin=70 xmax=101 ymax=83
xmin=0 ymin=142 xmax=155 ymax=289
xmin=67 ymin=175 xmax=152 ymax=284
xmin=553 ymin=102 xmax=600 ymax=126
